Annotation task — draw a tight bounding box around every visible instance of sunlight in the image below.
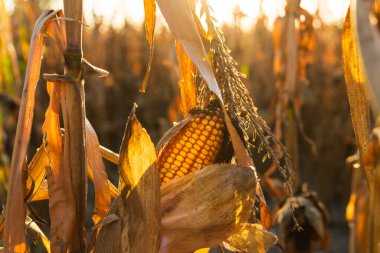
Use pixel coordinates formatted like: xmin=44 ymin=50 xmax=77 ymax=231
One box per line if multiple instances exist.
xmin=4 ymin=0 xmax=350 ymax=29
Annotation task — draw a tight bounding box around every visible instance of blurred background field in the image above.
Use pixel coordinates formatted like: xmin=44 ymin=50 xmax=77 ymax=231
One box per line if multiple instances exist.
xmin=0 ymin=0 xmax=354 ymax=252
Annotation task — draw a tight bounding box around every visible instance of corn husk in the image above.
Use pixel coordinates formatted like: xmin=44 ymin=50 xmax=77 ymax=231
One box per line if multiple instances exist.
xmin=160 ymin=164 xmax=256 ymax=252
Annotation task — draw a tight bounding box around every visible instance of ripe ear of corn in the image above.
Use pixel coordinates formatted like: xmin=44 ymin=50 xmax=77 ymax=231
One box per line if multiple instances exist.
xmin=157 ymin=102 xmax=229 ymax=185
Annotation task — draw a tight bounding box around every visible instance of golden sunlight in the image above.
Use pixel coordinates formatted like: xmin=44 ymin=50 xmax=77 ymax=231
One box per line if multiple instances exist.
xmin=3 ymin=0 xmax=350 ymax=29
xmin=80 ymin=0 xmax=349 ymax=29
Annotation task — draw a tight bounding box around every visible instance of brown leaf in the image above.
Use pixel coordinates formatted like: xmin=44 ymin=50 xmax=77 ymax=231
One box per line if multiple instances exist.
xmin=43 ymin=81 xmax=75 ymax=252
xmin=175 ymin=40 xmax=197 ymax=116
xmin=160 ymin=164 xmax=256 ymax=252
xmin=342 ymin=10 xmax=373 ymax=188
xmin=3 ymin=10 xmax=63 ymax=252
xmin=223 ymin=223 xmax=278 ymax=253
xmin=140 ymin=0 xmax=156 ymax=92
xmin=97 ymin=105 xmax=160 ymax=252
xmin=60 ymin=78 xmax=87 ymax=252
xmin=85 ymin=119 xmax=111 ymax=224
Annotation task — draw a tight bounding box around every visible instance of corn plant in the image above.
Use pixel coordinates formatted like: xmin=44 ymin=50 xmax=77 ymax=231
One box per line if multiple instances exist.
xmin=0 ymin=0 xmax=300 ymax=252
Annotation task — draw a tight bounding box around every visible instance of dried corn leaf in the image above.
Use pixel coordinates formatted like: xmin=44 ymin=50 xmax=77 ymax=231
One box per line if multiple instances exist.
xmin=175 ymin=39 xmax=197 ymax=116
xmin=342 ymin=10 xmax=372 ymax=187
xmin=3 ymin=10 xmax=63 ymax=252
xmin=350 ymin=0 xmax=380 ymax=112
xmin=223 ymin=223 xmax=277 ymax=253
xmin=99 ymin=104 xmax=160 ymax=252
xmin=26 ymin=146 xmax=48 ymax=200
xmin=85 ymin=119 xmax=111 ymax=224
xmin=140 ymin=0 xmax=156 ymax=92
xmin=43 ymin=81 xmax=76 ymax=252
xmin=156 ymin=0 xmax=222 ymax=102
xmin=161 ymin=164 xmax=256 ymax=252
xmin=30 ymin=187 xmax=49 ymax=202
xmin=256 ymin=183 xmax=272 ymax=229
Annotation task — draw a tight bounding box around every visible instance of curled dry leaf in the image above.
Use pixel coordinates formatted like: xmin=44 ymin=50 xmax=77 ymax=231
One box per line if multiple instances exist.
xmin=3 ymin=10 xmax=63 ymax=252
xmin=140 ymin=0 xmax=156 ymax=92
xmin=342 ymin=10 xmax=372 ymax=188
xmin=43 ymin=81 xmax=75 ymax=252
xmin=85 ymin=119 xmax=111 ymax=224
xmin=223 ymin=223 xmax=278 ymax=253
xmin=175 ymin=39 xmax=197 ymax=116
xmin=95 ymin=105 xmax=160 ymax=252
xmin=160 ymin=164 xmax=256 ymax=253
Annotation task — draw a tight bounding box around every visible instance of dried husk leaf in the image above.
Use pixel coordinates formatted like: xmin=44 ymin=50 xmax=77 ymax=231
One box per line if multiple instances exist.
xmin=223 ymin=223 xmax=278 ymax=253
xmin=175 ymin=39 xmax=197 ymax=116
xmin=95 ymin=105 xmax=160 ymax=252
xmin=43 ymin=81 xmax=75 ymax=252
xmin=342 ymin=10 xmax=372 ymax=188
xmin=3 ymin=10 xmax=63 ymax=252
xmin=160 ymin=164 xmax=256 ymax=252
xmin=140 ymin=0 xmax=156 ymax=92
xmin=85 ymin=119 xmax=111 ymax=224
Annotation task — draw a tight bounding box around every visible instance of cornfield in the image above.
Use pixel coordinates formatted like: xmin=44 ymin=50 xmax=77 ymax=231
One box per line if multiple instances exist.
xmin=0 ymin=0 xmax=379 ymax=252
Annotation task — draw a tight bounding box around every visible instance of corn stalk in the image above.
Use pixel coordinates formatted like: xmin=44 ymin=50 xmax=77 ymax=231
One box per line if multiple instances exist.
xmin=62 ymin=0 xmax=87 ymax=251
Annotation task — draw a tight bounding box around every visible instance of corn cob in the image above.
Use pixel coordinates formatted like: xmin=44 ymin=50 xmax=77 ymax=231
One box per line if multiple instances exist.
xmin=157 ymin=103 xmax=228 ymax=185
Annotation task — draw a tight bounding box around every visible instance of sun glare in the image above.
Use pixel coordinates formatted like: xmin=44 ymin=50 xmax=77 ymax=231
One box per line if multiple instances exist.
xmin=4 ymin=0 xmax=350 ymax=29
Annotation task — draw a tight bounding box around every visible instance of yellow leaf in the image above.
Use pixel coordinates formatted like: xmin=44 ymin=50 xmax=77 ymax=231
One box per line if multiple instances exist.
xmin=112 ymin=104 xmax=160 ymax=252
xmin=175 ymin=40 xmax=197 ymax=116
xmin=342 ymin=10 xmax=372 ymax=187
xmin=156 ymin=0 xmax=223 ymax=102
xmin=140 ymin=0 xmax=156 ymax=92
xmin=43 ymin=81 xmax=75 ymax=252
xmin=194 ymin=248 xmax=210 ymax=253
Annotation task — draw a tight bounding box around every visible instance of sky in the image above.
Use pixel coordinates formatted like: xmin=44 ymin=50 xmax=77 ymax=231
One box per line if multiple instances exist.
xmin=4 ymin=0 xmax=351 ymax=30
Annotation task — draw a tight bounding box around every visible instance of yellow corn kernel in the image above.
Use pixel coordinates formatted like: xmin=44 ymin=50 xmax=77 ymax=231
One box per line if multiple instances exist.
xmin=157 ymin=105 xmax=227 ymax=186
